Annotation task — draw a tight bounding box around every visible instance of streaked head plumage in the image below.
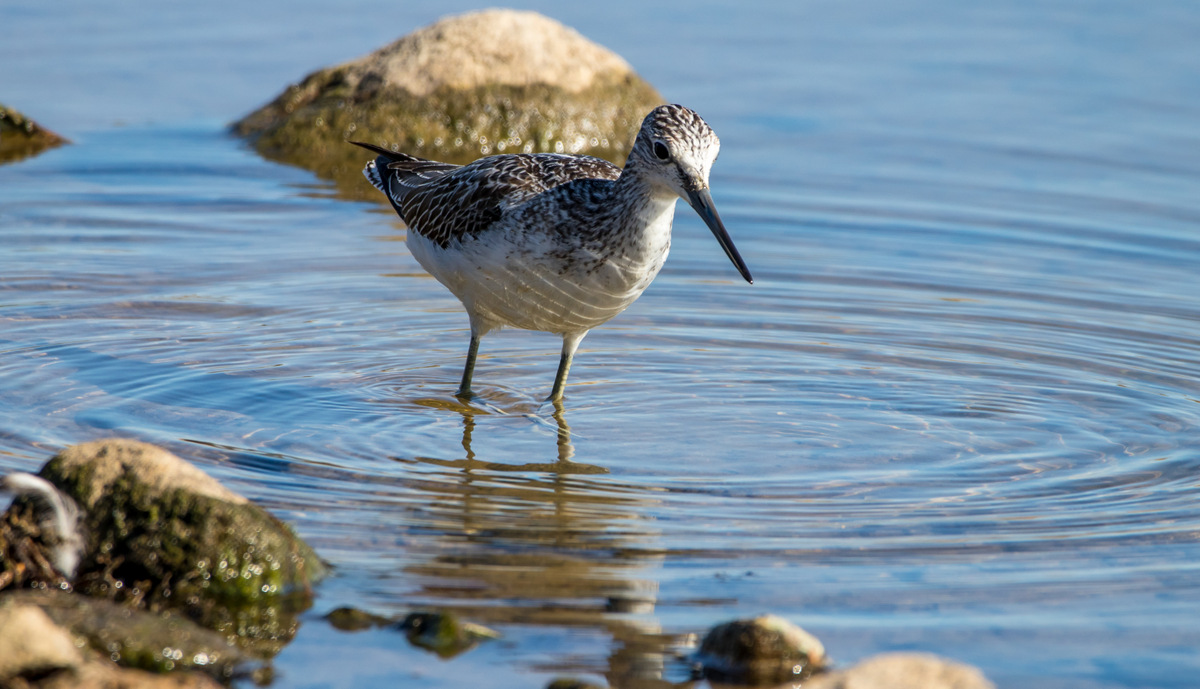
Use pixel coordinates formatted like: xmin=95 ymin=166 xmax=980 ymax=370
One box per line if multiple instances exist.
xmin=630 ymin=104 xmax=721 ymax=195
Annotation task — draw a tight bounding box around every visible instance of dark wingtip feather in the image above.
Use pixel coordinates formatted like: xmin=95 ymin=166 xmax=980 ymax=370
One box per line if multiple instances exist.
xmin=348 ymin=140 xmax=396 ymax=158
xmin=350 ymin=141 xmax=418 ymax=194
xmin=347 ymin=140 xmax=432 ymax=164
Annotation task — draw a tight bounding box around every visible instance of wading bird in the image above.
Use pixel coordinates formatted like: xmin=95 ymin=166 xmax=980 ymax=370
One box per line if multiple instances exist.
xmin=354 ymin=104 xmax=752 ymax=402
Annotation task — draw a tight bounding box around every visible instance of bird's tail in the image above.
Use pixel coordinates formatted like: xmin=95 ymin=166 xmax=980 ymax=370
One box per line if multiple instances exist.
xmin=362 ymin=159 xmax=387 ymax=194
xmin=349 ymin=141 xmax=407 ymax=194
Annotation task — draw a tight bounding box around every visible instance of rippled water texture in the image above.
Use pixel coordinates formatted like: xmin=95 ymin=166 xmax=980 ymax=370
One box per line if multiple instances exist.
xmin=3 ymin=2 xmax=1199 ymax=688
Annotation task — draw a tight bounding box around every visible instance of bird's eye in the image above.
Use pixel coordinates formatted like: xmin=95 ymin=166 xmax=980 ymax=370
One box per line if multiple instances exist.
xmin=653 ymin=141 xmax=670 ymax=161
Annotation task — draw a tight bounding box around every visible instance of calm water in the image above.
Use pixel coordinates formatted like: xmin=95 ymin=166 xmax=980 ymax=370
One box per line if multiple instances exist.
xmin=3 ymin=2 xmax=1199 ymax=688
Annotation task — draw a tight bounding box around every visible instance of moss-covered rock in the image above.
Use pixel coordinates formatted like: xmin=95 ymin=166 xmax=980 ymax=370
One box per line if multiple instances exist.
xmin=233 ymin=9 xmax=662 ymax=198
xmin=697 ymin=615 xmax=828 ymax=684
xmin=0 ymin=103 xmax=67 ymax=164
xmin=2 ymin=439 xmax=326 ymax=655
xmin=394 ymin=611 xmax=500 ymax=658
xmin=324 ymin=605 xmax=391 ymax=632
xmin=2 ymin=589 xmax=257 ymax=682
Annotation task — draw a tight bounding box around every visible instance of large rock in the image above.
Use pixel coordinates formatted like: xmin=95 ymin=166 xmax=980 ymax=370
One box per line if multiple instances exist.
xmin=0 ymin=103 xmax=67 ymax=164
xmin=234 ymin=9 xmax=662 ymax=194
xmin=0 ymin=591 xmax=231 ymax=689
xmin=1 ymin=589 xmax=256 ymax=681
xmin=805 ymin=653 xmax=995 ymax=689
xmin=1 ymin=439 xmax=327 ymax=654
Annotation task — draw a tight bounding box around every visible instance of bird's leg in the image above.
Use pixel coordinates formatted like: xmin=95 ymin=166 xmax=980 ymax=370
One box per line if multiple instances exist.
xmin=552 ymin=401 xmax=574 ymax=462
xmin=548 ymin=332 xmax=586 ymax=403
xmin=456 ymin=332 xmax=481 ymax=399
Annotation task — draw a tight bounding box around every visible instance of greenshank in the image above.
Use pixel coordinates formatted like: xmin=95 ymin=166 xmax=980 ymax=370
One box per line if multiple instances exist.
xmin=354 ymin=104 xmax=752 ymax=402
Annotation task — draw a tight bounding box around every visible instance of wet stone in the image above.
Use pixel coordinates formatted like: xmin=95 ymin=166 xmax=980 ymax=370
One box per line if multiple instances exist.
xmin=1 ymin=439 xmax=327 ymax=656
xmin=233 ymin=9 xmax=662 ymax=197
xmin=697 ymin=615 xmax=828 ymax=685
xmin=0 ymin=103 xmax=67 ymax=164
xmin=394 ymin=611 xmax=500 ymax=658
xmin=1 ymin=589 xmax=257 ymax=681
xmin=804 ymin=653 xmax=995 ymax=689
xmin=324 ymin=606 xmax=391 ymax=632
xmin=0 ymin=600 xmax=83 ymax=681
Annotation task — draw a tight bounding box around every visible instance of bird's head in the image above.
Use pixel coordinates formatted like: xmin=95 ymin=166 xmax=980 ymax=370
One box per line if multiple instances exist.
xmin=629 ymin=104 xmax=752 ymax=284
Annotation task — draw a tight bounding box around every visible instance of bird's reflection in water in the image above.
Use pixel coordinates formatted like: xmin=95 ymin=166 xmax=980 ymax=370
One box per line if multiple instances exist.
xmin=413 ymin=396 xmax=595 ymax=471
xmin=399 ymin=396 xmax=679 ymax=686
xmin=463 ymin=400 xmax=578 ymax=465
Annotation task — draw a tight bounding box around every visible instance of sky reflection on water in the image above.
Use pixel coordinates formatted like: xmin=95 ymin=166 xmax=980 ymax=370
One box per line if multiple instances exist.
xmin=2 ymin=1 xmax=1200 ymax=688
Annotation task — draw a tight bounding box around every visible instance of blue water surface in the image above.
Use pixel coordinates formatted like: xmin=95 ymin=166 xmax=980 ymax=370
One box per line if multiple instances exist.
xmin=2 ymin=2 xmax=1199 ymax=688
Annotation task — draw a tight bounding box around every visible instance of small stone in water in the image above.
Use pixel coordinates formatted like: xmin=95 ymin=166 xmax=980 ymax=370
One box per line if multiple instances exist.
xmin=697 ymin=614 xmax=827 ymax=684
xmin=395 ymin=611 xmax=500 ymax=658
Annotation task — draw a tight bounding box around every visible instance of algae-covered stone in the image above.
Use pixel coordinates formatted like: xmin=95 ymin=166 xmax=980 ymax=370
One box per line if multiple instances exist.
xmin=697 ymin=614 xmax=827 ymax=684
xmin=804 ymin=653 xmax=995 ymax=689
xmin=0 ymin=103 xmax=67 ymax=164
xmin=395 ymin=611 xmax=500 ymax=658
xmin=4 ymin=438 xmax=327 ymax=654
xmin=0 ymin=589 xmax=240 ymax=688
xmin=545 ymin=680 xmax=606 ymax=689
xmin=2 ymin=589 xmax=257 ymax=681
xmin=233 ymin=9 xmax=662 ymax=196
xmin=324 ymin=605 xmax=391 ymax=632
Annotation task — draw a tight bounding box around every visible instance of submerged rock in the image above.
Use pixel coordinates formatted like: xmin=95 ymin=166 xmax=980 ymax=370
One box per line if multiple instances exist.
xmin=1 ymin=438 xmax=327 ymax=655
xmin=324 ymin=605 xmax=391 ymax=632
xmin=545 ymin=680 xmax=606 ymax=689
xmin=233 ymin=9 xmax=662 ymax=195
xmin=395 ymin=611 xmax=500 ymax=658
xmin=697 ymin=614 xmax=827 ymax=684
xmin=324 ymin=606 xmax=499 ymax=656
xmin=0 ymin=103 xmax=67 ymax=164
xmin=804 ymin=653 xmax=995 ymax=689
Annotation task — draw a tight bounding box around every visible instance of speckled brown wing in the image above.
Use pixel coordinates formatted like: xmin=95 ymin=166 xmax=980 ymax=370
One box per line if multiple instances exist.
xmin=386 ymin=153 xmax=622 ymax=248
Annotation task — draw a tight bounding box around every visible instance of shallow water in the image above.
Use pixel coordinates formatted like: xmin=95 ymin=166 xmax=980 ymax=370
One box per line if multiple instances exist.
xmin=3 ymin=1 xmax=1200 ymax=688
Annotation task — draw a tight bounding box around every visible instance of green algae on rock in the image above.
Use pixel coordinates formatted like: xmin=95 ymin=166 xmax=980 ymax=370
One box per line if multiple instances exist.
xmin=0 ymin=103 xmax=67 ymax=164
xmin=396 ymin=611 xmax=500 ymax=658
xmin=233 ymin=9 xmax=662 ymax=197
xmin=324 ymin=605 xmax=392 ymax=632
xmin=324 ymin=606 xmax=499 ymax=656
xmin=2 ymin=439 xmax=326 ymax=655
xmin=1 ymin=589 xmax=257 ymax=683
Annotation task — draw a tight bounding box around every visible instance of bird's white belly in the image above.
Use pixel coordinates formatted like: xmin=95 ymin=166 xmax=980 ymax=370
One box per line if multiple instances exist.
xmin=406 ymin=202 xmax=675 ymax=336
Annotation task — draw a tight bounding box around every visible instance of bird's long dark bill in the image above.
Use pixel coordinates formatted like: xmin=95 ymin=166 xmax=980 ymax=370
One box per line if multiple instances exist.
xmin=686 ymin=188 xmax=754 ymax=284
